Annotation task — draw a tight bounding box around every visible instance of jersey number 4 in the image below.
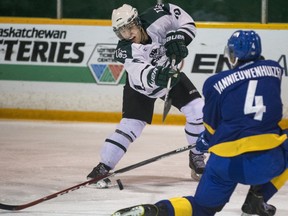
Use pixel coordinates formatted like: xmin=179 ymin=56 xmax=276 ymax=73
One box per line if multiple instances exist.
xmin=244 ymin=80 xmax=266 ymax=121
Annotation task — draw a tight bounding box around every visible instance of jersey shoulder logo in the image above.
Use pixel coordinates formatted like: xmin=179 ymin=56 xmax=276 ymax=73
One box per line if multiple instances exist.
xmin=115 ymin=48 xmax=127 ymax=59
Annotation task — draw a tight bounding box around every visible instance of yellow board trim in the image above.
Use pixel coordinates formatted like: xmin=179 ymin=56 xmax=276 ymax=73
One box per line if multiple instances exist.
xmin=0 ymin=17 xmax=111 ymax=26
xmin=0 ymin=108 xmax=287 ymax=126
xmin=0 ymin=17 xmax=288 ymax=29
xmin=196 ymin=22 xmax=288 ymax=29
xmin=0 ymin=108 xmax=186 ymax=125
xmin=169 ymin=197 xmax=193 ymax=216
xmin=209 ymin=134 xmax=287 ymax=157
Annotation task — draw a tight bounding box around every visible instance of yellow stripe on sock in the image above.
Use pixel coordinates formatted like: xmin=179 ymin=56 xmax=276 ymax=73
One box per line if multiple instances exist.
xmin=169 ymin=197 xmax=193 ymax=216
xmin=271 ymin=168 xmax=288 ymax=190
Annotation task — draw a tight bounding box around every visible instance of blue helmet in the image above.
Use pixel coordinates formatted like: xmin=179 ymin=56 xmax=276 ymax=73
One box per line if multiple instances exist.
xmin=225 ymin=30 xmax=262 ymax=67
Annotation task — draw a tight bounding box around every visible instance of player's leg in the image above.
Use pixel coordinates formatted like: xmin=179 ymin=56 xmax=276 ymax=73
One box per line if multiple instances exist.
xmin=111 ymin=153 xmax=234 ymax=216
xmin=241 ymin=185 xmax=276 ymax=216
xmin=87 ymin=83 xmax=156 ymax=184
xmin=111 ymin=204 xmax=159 ymax=216
xmin=111 ymin=190 xmax=224 ymax=215
xmin=111 ymin=198 xmax=220 ymax=216
xmin=191 ymin=150 xmax=285 ymax=216
xmin=182 ymin=98 xmax=205 ymax=177
xmin=261 ymin=168 xmax=288 ymax=202
xmin=241 ymin=168 xmax=288 ymax=215
xmin=260 ymin=125 xmax=288 ymax=202
xmin=242 ymin=134 xmax=288 ymax=215
xmin=170 ymin=72 xmax=205 ymax=179
xmin=86 ymin=118 xmax=147 ymax=181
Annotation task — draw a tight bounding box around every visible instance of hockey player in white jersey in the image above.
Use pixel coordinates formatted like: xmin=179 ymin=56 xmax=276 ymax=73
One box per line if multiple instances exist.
xmin=87 ymin=3 xmax=205 ymax=186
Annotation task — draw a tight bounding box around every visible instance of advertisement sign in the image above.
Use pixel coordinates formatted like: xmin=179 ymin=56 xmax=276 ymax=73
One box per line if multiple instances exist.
xmin=0 ymin=20 xmax=287 ymax=117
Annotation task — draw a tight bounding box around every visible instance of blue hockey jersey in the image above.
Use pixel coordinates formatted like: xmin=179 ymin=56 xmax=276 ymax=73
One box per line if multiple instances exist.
xmin=202 ymin=59 xmax=287 ymax=157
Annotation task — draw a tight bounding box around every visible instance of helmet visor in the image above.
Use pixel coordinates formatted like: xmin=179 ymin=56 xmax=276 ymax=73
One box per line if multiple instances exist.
xmin=117 ymin=20 xmax=137 ymax=39
xmin=113 ymin=16 xmax=141 ymax=40
xmin=224 ymin=45 xmax=233 ymax=60
xmin=224 ymin=45 xmax=238 ymax=68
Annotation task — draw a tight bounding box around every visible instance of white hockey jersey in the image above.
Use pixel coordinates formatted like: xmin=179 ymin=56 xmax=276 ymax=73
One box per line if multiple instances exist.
xmin=114 ymin=3 xmax=196 ymax=98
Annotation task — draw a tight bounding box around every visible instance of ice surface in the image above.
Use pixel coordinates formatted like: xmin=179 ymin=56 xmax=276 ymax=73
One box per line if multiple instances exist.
xmin=0 ymin=120 xmax=287 ymax=216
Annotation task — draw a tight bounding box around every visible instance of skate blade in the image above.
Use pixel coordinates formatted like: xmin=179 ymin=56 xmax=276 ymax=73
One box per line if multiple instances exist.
xmin=241 ymin=213 xmax=253 ymax=216
xmin=191 ymin=169 xmax=202 ymax=181
xmin=112 ymin=205 xmax=145 ymax=216
xmin=95 ymin=179 xmax=112 ymax=189
xmin=88 ymin=178 xmax=112 ymax=189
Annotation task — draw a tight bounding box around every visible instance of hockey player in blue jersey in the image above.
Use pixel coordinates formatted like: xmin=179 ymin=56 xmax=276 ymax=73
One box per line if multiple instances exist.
xmin=111 ymin=30 xmax=288 ymax=216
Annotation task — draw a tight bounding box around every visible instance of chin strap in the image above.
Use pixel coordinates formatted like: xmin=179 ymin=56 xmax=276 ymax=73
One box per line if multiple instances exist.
xmin=229 ymin=57 xmax=239 ymax=68
xmin=140 ymin=27 xmax=149 ymax=44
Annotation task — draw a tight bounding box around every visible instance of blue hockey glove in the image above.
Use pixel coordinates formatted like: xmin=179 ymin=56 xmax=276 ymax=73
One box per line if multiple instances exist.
xmin=164 ymin=31 xmax=188 ymax=65
xmin=147 ymin=66 xmax=180 ymax=88
xmin=196 ymin=132 xmax=209 ymax=153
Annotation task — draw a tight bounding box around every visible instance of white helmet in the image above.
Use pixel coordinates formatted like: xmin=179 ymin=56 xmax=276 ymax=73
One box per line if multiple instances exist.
xmin=111 ymin=4 xmax=140 ymax=39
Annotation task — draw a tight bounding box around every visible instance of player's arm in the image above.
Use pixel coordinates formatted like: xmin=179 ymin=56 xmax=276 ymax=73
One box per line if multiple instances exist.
xmin=165 ymin=3 xmax=197 ymax=45
xmin=195 ymin=77 xmax=221 ymax=152
xmin=125 ymin=56 xmax=180 ymax=90
xmin=115 ymin=41 xmax=180 ymax=91
xmin=161 ymin=3 xmax=197 ymax=65
xmin=202 ymin=77 xmax=221 ymax=135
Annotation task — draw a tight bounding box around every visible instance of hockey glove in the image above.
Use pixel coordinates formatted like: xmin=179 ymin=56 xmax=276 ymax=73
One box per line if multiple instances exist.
xmin=164 ymin=31 xmax=188 ymax=65
xmin=196 ymin=132 xmax=209 ymax=153
xmin=147 ymin=66 xmax=180 ymax=88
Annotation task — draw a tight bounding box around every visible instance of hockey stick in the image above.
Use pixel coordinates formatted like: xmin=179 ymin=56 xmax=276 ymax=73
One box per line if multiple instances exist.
xmin=0 ymin=144 xmax=194 ymax=211
xmin=162 ymin=57 xmax=177 ymax=122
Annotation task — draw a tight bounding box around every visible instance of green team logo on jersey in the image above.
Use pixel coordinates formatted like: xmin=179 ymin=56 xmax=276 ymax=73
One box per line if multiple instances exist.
xmin=88 ymin=43 xmax=126 ymax=85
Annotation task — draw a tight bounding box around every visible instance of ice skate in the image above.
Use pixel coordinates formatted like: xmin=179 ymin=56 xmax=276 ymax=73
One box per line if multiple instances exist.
xmin=87 ymin=163 xmax=112 ymax=188
xmin=111 ymin=204 xmax=158 ymax=216
xmin=189 ymin=151 xmax=205 ymax=181
xmin=241 ymin=189 xmax=276 ymax=216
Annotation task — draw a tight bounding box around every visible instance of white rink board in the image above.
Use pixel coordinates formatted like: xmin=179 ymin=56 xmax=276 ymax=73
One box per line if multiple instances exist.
xmin=0 ymin=23 xmax=287 ymax=116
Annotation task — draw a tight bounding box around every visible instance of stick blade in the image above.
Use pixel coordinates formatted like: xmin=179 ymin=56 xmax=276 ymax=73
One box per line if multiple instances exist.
xmin=0 ymin=203 xmax=18 ymax=210
xmin=162 ymin=98 xmax=172 ymax=122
